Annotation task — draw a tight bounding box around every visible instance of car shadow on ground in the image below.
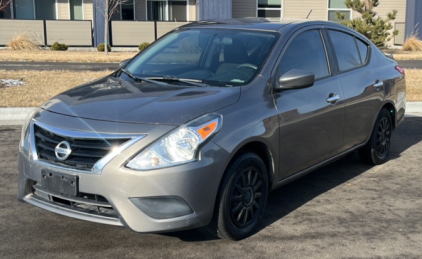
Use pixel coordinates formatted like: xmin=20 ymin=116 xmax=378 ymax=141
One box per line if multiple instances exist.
xmin=163 ymin=117 xmax=422 ymax=242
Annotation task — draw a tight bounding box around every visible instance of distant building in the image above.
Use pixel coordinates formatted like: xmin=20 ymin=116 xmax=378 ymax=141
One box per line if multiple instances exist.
xmin=232 ymin=0 xmax=422 ymax=46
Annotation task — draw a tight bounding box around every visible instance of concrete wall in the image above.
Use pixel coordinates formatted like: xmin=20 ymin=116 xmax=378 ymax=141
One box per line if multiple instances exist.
xmin=0 ymin=20 xmax=44 ymax=45
xmin=111 ymin=21 xmax=155 ymax=46
xmin=46 ymin=20 xmax=92 ymax=45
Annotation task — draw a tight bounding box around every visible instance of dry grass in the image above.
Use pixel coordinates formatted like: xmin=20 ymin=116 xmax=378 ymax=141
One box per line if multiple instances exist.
xmin=406 ymin=69 xmax=422 ymax=102
xmin=393 ymin=52 xmax=422 ymax=60
xmin=0 ymin=70 xmax=111 ymax=107
xmin=402 ymin=33 xmax=422 ymax=51
xmin=0 ymin=50 xmax=137 ymax=63
xmin=383 ymin=49 xmax=422 ymax=60
xmin=0 ymin=69 xmax=421 ymax=107
xmin=7 ymin=34 xmax=41 ymax=51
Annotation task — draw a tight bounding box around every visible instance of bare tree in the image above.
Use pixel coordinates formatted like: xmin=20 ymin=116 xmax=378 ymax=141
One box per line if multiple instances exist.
xmin=0 ymin=0 xmax=10 ymax=12
xmin=96 ymin=0 xmax=129 ymax=55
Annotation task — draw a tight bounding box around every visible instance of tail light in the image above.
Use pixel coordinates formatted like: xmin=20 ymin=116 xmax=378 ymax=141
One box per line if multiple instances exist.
xmin=395 ymin=66 xmax=405 ymax=76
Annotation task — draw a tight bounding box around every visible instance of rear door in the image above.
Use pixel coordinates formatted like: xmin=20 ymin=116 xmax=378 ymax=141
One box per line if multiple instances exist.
xmin=326 ymin=29 xmax=384 ymax=150
xmin=273 ymin=28 xmax=345 ymax=179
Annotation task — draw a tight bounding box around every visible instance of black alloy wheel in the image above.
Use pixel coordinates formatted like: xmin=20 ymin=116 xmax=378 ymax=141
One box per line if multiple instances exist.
xmin=207 ymin=152 xmax=269 ymax=240
xmin=375 ymin=117 xmax=391 ymax=158
xmin=359 ymin=108 xmax=393 ymax=165
xmin=230 ymin=167 xmax=264 ymax=228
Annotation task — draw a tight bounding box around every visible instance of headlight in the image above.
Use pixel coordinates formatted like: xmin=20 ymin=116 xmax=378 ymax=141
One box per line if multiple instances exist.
xmin=19 ymin=108 xmax=38 ymax=149
xmin=126 ymin=113 xmax=222 ymax=170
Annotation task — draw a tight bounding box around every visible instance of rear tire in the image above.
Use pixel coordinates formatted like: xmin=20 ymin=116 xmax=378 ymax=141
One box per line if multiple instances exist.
xmin=358 ymin=108 xmax=393 ymax=165
xmin=207 ymin=152 xmax=269 ymax=240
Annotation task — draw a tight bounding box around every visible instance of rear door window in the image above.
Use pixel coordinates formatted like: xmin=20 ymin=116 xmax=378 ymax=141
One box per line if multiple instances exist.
xmin=328 ymin=30 xmax=362 ymax=71
xmin=279 ymin=30 xmax=330 ymax=80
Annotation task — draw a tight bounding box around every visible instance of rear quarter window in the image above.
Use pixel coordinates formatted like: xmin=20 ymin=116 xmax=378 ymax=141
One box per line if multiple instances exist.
xmin=356 ymin=39 xmax=369 ymax=63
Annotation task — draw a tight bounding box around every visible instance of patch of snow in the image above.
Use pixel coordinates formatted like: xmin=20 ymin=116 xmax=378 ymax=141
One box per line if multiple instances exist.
xmin=0 ymin=79 xmax=26 ymax=88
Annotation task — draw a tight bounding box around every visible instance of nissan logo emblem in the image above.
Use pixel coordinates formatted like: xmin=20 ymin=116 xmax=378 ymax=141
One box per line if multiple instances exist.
xmin=55 ymin=141 xmax=72 ymax=161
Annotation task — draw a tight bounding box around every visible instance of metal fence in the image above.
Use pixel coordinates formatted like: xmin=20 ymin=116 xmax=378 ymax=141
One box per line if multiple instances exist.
xmin=0 ymin=19 xmax=93 ymax=46
xmin=0 ymin=19 xmax=190 ymax=47
xmin=110 ymin=21 xmax=190 ymax=46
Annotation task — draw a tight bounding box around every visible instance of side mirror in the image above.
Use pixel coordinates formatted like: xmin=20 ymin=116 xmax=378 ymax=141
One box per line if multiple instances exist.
xmin=275 ymin=69 xmax=315 ymax=91
xmin=119 ymin=59 xmax=131 ymax=68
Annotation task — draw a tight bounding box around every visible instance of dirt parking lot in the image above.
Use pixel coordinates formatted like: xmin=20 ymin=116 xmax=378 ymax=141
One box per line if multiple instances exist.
xmin=1 ymin=115 xmax=422 ymax=259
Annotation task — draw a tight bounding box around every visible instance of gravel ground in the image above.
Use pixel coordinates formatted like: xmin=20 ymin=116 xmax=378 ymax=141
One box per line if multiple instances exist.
xmin=1 ymin=115 xmax=422 ymax=259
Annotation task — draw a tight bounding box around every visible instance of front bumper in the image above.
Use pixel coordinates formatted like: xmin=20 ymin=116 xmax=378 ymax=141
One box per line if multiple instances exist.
xmin=17 ymin=112 xmax=229 ymax=233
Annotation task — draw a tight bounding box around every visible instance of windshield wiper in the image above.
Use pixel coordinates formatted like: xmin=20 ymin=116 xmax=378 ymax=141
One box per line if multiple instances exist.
xmin=121 ymin=69 xmax=169 ymax=86
xmin=144 ymin=76 xmax=209 ymax=87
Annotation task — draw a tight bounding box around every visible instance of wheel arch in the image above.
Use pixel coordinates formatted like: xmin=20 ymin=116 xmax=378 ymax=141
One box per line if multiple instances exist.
xmin=364 ymin=101 xmax=397 ymax=146
xmin=382 ymin=102 xmax=396 ymax=130
xmin=218 ymin=140 xmax=276 ymax=192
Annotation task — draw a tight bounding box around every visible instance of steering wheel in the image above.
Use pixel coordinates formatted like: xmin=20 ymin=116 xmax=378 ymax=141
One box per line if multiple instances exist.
xmin=237 ymin=63 xmax=258 ymax=70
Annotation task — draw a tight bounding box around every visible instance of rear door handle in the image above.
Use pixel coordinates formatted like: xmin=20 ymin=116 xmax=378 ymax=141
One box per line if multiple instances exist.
xmin=373 ymin=80 xmax=384 ymax=88
xmin=326 ymin=94 xmax=340 ymax=104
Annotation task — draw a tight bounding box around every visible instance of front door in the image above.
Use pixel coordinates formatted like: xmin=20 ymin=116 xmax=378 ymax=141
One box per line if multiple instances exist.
xmin=273 ymin=29 xmax=345 ymax=179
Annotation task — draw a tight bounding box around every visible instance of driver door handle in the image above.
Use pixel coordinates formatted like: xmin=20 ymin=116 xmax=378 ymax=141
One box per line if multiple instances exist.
xmin=326 ymin=94 xmax=340 ymax=104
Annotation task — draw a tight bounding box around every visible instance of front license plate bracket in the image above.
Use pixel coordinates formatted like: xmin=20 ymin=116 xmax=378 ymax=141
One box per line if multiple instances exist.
xmin=41 ymin=170 xmax=78 ymax=196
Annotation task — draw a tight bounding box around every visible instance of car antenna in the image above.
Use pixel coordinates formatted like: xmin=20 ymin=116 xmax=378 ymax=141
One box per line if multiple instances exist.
xmin=306 ymin=9 xmax=313 ymax=19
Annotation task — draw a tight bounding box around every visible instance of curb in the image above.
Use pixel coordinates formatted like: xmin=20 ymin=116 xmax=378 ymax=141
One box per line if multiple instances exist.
xmin=407 ymin=102 xmax=422 ymax=113
xmin=1 ymin=103 xmax=421 ymax=125
xmin=0 ymin=107 xmax=35 ymax=120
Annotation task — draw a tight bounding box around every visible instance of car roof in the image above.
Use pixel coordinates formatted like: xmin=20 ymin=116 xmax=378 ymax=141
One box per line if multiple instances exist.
xmin=180 ymin=18 xmax=338 ymax=32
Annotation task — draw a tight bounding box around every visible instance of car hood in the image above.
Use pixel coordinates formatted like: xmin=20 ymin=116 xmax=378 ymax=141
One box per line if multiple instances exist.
xmin=40 ymin=76 xmax=240 ymax=125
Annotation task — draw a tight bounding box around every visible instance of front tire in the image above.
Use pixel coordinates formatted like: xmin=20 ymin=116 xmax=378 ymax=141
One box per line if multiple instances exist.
xmin=358 ymin=108 xmax=393 ymax=165
xmin=207 ymin=152 xmax=269 ymax=240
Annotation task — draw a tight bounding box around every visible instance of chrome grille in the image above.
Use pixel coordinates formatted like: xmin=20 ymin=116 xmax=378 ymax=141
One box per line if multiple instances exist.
xmin=34 ymin=124 xmax=130 ymax=171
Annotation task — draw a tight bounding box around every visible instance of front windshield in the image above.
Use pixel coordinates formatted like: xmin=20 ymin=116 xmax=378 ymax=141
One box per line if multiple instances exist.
xmin=124 ymin=28 xmax=278 ymax=87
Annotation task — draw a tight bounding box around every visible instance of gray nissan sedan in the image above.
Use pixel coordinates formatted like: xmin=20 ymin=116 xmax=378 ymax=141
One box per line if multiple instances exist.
xmin=18 ymin=19 xmax=406 ymax=240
